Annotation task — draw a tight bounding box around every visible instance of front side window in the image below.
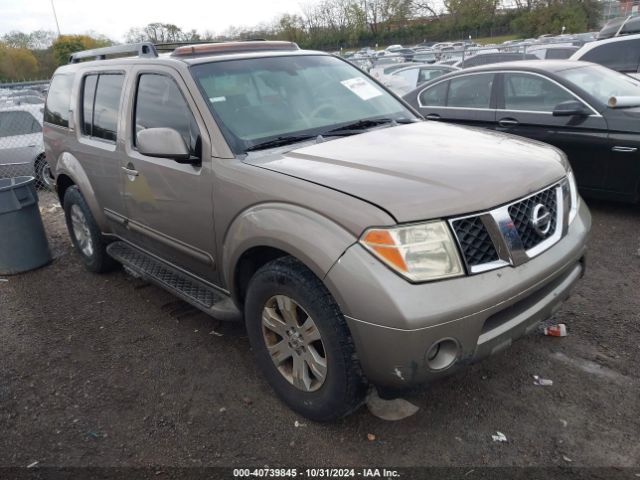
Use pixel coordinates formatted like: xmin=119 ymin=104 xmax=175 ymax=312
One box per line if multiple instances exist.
xmin=0 ymin=111 xmax=41 ymax=138
xmin=581 ymin=40 xmax=640 ymax=72
xmin=44 ymin=74 xmax=73 ymax=127
xmin=503 ymin=73 xmax=575 ymax=112
xmin=447 ymin=73 xmax=494 ymax=108
xmin=134 ymin=74 xmax=200 ymax=157
xmin=557 ymin=64 xmax=640 ymax=105
xmin=81 ymin=73 xmax=124 ymax=142
xmin=190 ymin=55 xmax=415 ymax=152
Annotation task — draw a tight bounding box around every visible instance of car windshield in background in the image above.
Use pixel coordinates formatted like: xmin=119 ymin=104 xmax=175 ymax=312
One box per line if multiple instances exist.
xmin=190 ymin=55 xmax=415 ymax=152
xmin=557 ymin=65 xmax=640 ymax=106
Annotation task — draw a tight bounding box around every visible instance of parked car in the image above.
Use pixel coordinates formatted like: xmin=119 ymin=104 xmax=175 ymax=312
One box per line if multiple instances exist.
xmin=570 ymin=34 xmax=640 ymax=79
xmin=0 ymin=104 xmax=52 ymax=189
xmin=45 ymin=42 xmax=590 ymax=421
xmin=528 ymin=45 xmax=580 ymax=60
xmin=404 ymin=60 xmax=640 ymax=202
xmin=453 ymin=52 xmax=538 ymax=68
xmin=382 ymin=64 xmax=459 ymax=95
xmin=412 ymin=49 xmax=437 ymax=63
xmin=369 ymin=61 xmax=416 ymax=79
xmin=597 ymin=15 xmax=640 ymax=39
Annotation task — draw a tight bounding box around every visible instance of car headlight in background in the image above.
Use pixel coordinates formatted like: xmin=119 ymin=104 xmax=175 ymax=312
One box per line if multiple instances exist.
xmin=567 ymin=170 xmax=579 ymax=224
xmin=360 ymin=221 xmax=464 ymax=282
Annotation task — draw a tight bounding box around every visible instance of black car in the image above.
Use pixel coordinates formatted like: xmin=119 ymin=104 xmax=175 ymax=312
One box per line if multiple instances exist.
xmin=403 ymin=60 xmax=640 ymax=203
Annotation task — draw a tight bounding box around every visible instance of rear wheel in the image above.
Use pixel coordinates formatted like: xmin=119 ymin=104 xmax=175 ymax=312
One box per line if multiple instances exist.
xmin=63 ymin=186 xmax=116 ymax=273
xmin=34 ymin=157 xmax=54 ymax=191
xmin=245 ymin=256 xmax=367 ymax=421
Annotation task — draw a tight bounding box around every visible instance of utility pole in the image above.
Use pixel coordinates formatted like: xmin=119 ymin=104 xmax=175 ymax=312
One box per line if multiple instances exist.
xmin=50 ymin=0 xmax=61 ymax=37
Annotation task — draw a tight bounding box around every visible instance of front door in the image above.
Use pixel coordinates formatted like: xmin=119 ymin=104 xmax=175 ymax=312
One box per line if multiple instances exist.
xmin=121 ymin=67 xmax=218 ymax=283
xmin=495 ymin=72 xmax=610 ymax=191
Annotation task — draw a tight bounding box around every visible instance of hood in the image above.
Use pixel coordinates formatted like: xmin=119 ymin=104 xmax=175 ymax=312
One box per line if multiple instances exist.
xmin=244 ymin=122 xmax=567 ymax=223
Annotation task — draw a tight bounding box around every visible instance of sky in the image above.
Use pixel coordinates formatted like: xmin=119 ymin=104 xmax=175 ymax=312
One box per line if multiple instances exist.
xmin=0 ymin=0 xmax=304 ymax=41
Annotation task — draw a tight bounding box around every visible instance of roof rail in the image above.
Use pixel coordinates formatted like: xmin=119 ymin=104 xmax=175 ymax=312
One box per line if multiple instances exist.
xmin=68 ymin=42 xmax=158 ymax=64
xmin=170 ymin=41 xmax=299 ymax=57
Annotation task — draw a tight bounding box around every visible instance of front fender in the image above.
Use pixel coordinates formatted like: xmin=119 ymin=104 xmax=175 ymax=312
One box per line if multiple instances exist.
xmin=222 ymin=203 xmax=357 ymax=295
xmin=56 ymin=152 xmax=108 ymax=231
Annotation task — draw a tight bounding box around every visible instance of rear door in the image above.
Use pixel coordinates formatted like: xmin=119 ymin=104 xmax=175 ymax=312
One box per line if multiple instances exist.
xmin=416 ymin=72 xmax=497 ymax=127
xmin=579 ymin=39 xmax=640 ymax=76
xmin=496 ymin=71 xmax=610 ymax=190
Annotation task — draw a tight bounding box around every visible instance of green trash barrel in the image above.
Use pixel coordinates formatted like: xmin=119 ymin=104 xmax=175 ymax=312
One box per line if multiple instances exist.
xmin=0 ymin=176 xmax=52 ymax=275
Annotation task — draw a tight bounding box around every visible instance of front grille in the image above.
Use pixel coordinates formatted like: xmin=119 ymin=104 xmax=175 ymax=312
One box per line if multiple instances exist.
xmin=449 ymin=182 xmax=564 ymax=274
xmin=508 ymin=187 xmax=557 ymax=250
xmin=451 ymin=216 xmax=498 ymax=267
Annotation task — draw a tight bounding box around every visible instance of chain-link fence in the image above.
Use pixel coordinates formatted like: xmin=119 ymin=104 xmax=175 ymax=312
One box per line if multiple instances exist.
xmin=0 ymin=85 xmax=52 ymax=191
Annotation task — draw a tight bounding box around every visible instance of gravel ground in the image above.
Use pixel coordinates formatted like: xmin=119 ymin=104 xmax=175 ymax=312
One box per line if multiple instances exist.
xmin=0 ymin=192 xmax=639 ymax=470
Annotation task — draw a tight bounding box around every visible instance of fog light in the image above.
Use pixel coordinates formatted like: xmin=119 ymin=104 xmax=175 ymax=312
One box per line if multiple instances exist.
xmin=425 ymin=338 xmax=459 ymax=371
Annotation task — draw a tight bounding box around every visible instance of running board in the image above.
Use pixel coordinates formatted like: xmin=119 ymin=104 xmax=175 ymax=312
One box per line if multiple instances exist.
xmin=107 ymin=241 xmax=241 ymax=322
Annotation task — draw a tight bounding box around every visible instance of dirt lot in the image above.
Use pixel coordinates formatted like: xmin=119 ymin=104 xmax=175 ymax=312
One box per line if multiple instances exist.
xmin=1 ymin=192 xmax=639 ymax=471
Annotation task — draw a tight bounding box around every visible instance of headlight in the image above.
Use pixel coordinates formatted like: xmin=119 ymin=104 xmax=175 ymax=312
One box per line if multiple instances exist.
xmin=567 ymin=170 xmax=579 ymax=224
xmin=360 ymin=221 xmax=464 ymax=282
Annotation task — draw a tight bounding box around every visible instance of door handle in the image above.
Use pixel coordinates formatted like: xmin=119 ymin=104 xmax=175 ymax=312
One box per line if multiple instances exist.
xmin=498 ymin=118 xmax=519 ymax=127
xmin=612 ymin=146 xmax=637 ymax=153
xmin=121 ymin=166 xmax=139 ymax=177
xmin=425 ymin=113 xmax=440 ymax=121
xmin=28 ymin=144 xmax=37 ymax=147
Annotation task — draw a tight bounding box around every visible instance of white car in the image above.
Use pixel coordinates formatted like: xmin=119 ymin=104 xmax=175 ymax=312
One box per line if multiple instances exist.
xmin=0 ymin=104 xmax=52 ymax=189
xmin=381 ymin=65 xmax=459 ymax=95
xmin=570 ymin=34 xmax=640 ymax=80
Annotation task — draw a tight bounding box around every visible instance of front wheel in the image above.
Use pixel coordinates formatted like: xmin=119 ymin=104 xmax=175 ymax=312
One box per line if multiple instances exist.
xmin=34 ymin=157 xmax=54 ymax=191
xmin=244 ymin=256 xmax=367 ymax=421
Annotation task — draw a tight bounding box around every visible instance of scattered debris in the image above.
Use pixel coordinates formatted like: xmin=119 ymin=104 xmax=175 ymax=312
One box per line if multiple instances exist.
xmin=562 ymin=455 xmax=573 ymax=463
xmin=560 ymin=419 xmax=568 ymax=428
xmin=87 ymin=431 xmax=100 ymax=439
xmin=455 ymin=436 xmax=463 ymax=443
xmin=242 ymin=397 xmax=253 ymax=406
xmin=533 ymin=375 xmax=553 ymax=386
xmin=464 ymin=469 xmax=475 ymax=476
xmin=365 ymin=388 xmax=419 ymax=421
xmin=481 ymin=375 xmax=488 ymax=380
xmin=209 ymin=330 xmax=223 ymax=337
xmin=491 ymin=431 xmax=507 ymax=442
xmin=393 ymin=368 xmax=405 ymax=381
xmin=219 ymin=407 xmax=226 ymax=413
xmin=544 ymin=324 xmax=567 ymax=337
xmin=294 ymin=420 xmax=306 ymax=428
xmin=0 ymin=278 xmax=8 ymax=282
xmin=26 ymin=461 xmax=39 ymax=468
xmin=367 ymin=433 xmax=376 ymax=441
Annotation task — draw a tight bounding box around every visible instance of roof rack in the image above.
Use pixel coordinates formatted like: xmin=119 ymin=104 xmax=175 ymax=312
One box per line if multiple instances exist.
xmin=68 ymin=42 xmax=158 ymax=64
xmin=170 ymin=41 xmax=299 ymax=57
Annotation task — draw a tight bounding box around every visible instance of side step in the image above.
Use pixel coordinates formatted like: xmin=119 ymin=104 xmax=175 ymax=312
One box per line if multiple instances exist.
xmin=107 ymin=241 xmax=242 ymax=322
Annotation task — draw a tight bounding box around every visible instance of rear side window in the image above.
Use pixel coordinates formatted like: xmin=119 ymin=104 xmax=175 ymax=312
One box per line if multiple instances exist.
xmin=419 ymin=81 xmax=448 ymax=107
xmin=0 ymin=111 xmax=42 ymax=138
xmin=134 ymin=74 xmax=200 ymax=156
xmin=447 ymin=73 xmax=494 ymax=108
xmin=503 ymin=73 xmax=575 ymax=112
xmin=81 ymin=73 xmax=124 ymax=142
xmin=44 ymin=74 xmax=73 ymax=127
xmin=581 ymin=40 xmax=640 ymax=72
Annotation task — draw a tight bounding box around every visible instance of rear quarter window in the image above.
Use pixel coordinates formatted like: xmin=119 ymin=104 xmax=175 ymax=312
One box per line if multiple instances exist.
xmin=581 ymin=40 xmax=640 ymax=72
xmin=44 ymin=74 xmax=74 ymax=128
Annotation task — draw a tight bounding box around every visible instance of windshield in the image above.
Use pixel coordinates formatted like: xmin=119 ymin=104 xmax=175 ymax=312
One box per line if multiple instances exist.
xmin=556 ymin=65 xmax=640 ymax=106
xmin=190 ymin=55 xmax=415 ymax=152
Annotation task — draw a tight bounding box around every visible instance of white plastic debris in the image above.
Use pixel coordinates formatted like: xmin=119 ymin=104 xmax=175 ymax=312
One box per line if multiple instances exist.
xmin=560 ymin=419 xmax=568 ymax=427
xmin=0 ymin=278 xmax=7 ymax=282
xmin=294 ymin=420 xmax=307 ymax=428
xmin=209 ymin=330 xmax=223 ymax=337
xmin=533 ymin=375 xmax=553 ymax=386
xmin=562 ymin=455 xmax=573 ymax=463
xmin=365 ymin=388 xmax=419 ymax=421
xmin=492 ymin=431 xmax=507 ymax=442
xmin=27 ymin=461 xmax=39 ymax=468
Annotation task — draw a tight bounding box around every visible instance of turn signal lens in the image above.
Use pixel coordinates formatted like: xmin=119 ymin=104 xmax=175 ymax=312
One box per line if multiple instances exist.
xmin=360 ymin=221 xmax=464 ymax=282
xmin=567 ymin=171 xmax=579 ymax=224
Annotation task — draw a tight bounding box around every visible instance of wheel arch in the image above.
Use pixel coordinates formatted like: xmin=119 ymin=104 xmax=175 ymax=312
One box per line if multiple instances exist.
xmin=223 ymin=203 xmax=357 ymax=307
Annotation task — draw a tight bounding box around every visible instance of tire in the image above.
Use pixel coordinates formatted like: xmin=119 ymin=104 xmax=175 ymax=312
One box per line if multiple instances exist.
xmin=34 ymin=157 xmax=54 ymax=191
xmin=63 ymin=186 xmax=117 ymax=273
xmin=245 ymin=256 xmax=367 ymax=421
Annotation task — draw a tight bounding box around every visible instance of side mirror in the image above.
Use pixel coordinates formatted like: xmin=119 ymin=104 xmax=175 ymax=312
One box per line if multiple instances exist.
xmin=137 ymin=128 xmax=194 ymax=163
xmin=552 ymin=100 xmax=590 ymax=117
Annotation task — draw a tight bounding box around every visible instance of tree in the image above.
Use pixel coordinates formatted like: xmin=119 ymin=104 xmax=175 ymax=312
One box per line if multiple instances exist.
xmin=0 ymin=45 xmax=39 ymax=81
xmin=51 ymin=34 xmax=112 ymax=66
xmin=125 ymin=23 xmax=199 ymax=44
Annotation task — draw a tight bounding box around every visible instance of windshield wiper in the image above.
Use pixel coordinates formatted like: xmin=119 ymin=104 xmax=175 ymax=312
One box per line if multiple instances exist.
xmin=245 ymin=135 xmax=317 ymax=152
xmin=323 ymin=117 xmax=414 ymax=135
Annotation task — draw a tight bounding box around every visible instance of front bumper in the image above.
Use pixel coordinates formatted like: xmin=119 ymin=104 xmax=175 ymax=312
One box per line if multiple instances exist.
xmin=324 ymin=201 xmax=591 ymax=388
